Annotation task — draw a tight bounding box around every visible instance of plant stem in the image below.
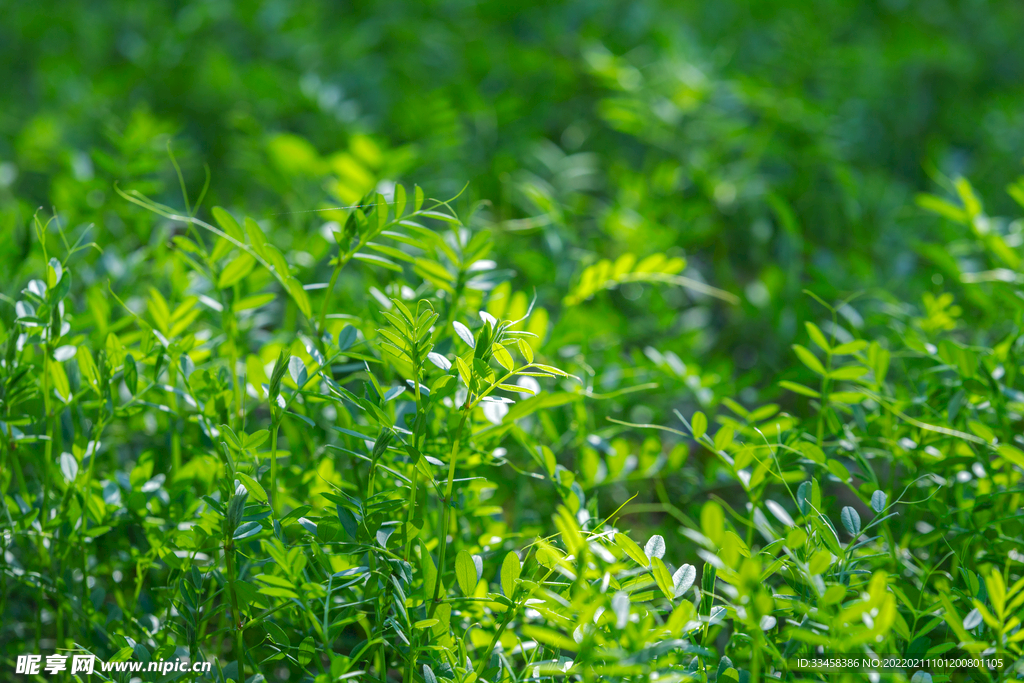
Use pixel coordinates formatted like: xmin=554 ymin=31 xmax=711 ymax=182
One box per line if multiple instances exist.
xmin=317 ymin=250 xmax=355 ymax=338
xmin=428 ymin=409 xmax=470 ymax=617
xmin=269 ymin=413 xmax=280 ymax=517
xmin=224 ymin=540 xmax=245 ymax=682
xmin=168 ymin=362 xmax=182 ymax=472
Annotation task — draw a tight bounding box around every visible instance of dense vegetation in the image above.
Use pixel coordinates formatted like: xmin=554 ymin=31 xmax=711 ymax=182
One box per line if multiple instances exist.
xmin=2 ymin=2 xmax=1024 ymax=682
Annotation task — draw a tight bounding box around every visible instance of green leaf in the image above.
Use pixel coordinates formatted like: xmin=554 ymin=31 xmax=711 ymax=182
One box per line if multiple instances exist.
xmin=792 ymin=344 xmax=825 ymax=375
xmin=77 ymin=347 xmax=100 ymax=391
xmin=713 ymin=425 xmax=734 ymax=451
xmin=615 ymin=532 xmax=650 ymax=568
xmin=124 ymin=354 xmax=138 ymax=394
xmin=394 ymin=184 xmax=407 ymax=217
xmin=840 ymin=506 xmax=861 ymax=536
xmin=797 ymin=442 xmax=825 ymax=464
xmin=297 ymin=636 xmax=316 ymax=667
xmin=672 ymin=564 xmax=697 ymax=597
xmin=455 ymin=550 xmax=477 ymax=596
xmin=236 ymin=472 xmax=268 ymax=504
xmin=60 ymin=452 xmax=79 ymax=482
xmin=701 ymin=501 xmax=724 ymax=545
xmin=916 ymin=193 xmax=968 ymax=223
xmin=264 ymin=621 xmax=289 ymax=645
xmin=779 ymin=380 xmax=820 ymax=398
xmin=420 ymin=210 xmax=461 ymax=224
xmin=212 ymin=206 xmax=245 ymax=240
xmin=521 ymin=625 xmax=578 ymax=652
xmin=492 ymin=343 xmax=514 ymax=371
xmin=808 ymin=549 xmax=832 ymax=575
xmin=235 ymin=293 xmax=276 ymax=311
xmin=353 ymin=252 xmax=403 ymax=272
xmin=455 ymin=357 xmax=472 ymax=386
xmin=285 ymin=277 xmax=313 ymax=318
xmin=532 ymin=363 xmax=570 ymax=378
xmin=148 ymin=287 xmax=171 ymax=335
xmin=245 ymin=217 xmax=269 ymax=259
xmin=998 ymin=444 xmax=1024 ymax=470
xmin=691 ymin=411 xmax=707 ymax=439
xmin=244 ymin=430 xmax=270 ymax=450
xmin=815 ymin=515 xmax=843 ymax=556
xmin=500 ymin=551 xmax=521 ymax=597
xmin=805 ymin=321 xmax=830 ymax=352
xmin=233 ymin=521 xmax=263 ymax=540
xmin=453 ymin=321 xmax=475 ymax=348
xmin=50 ymin=360 xmax=71 ymax=402
xmin=832 ymin=340 xmax=868 ymax=355
xmin=651 ymin=557 xmax=675 ymax=600
xmin=829 ymin=365 xmax=867 ymax=380
xmin=516 ymin=338 xmax=534 ymax=363
xmin=218 ymin=252 xmax=256 ymax=289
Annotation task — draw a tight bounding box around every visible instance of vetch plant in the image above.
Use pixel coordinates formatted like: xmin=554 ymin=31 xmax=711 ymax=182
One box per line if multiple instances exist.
xmin=1 ymin=166 xmax=1023 ymax=683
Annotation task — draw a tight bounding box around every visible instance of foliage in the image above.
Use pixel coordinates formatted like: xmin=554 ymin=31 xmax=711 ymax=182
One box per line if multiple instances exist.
xmin=3 ymin=2 xmax=1024 ymax=683
xmin=0 ymin=171 xmax=1023 ymax=682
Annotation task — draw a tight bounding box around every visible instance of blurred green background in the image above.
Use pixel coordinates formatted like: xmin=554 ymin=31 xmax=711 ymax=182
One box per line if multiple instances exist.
xmin=3 ymin=0 xmax=1024 ymax=409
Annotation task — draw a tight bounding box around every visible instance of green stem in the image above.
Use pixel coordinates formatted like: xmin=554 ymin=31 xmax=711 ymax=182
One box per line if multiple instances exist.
xmin=317 ymin=250 xmax=356 ymax=337
xmin=402 ymin=467 xmax=420 ymax=563
xmin=40 ymin=352 xmax=53 ymax=513
xmin=224 ymin=540 xmax=245 ymax=681
xmin=269 ymin=414 xmax=280 ymax=517
xmin=168 ymin=363 xmax=182 ymax=472
xmin=475 ymin=600 xmax=516 ymax=673
xmin=403 ymin=358 xmax=425 ymax=562
xmin=428 ymin=410 xmax=470 ymax=617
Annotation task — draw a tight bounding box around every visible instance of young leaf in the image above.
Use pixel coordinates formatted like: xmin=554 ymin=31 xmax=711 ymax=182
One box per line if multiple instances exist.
xmin=805 ymin=321 xmax=830 ymax=353
xmin=672 ymin=564 xmax=697 ymax=597
xmin=453 ymin=321 xmax=475 ymax=348
xmin=500 ymin=551 xmax=521 ymax=597
xmin=218 ymin=253 xmax=256 ymax=289
xmin=792 ymin=344 xmax=825 ymax=375
xmin=236 ymin=472 xmax=268 ymax=504
xmin=651 ymin=557 xmax=675 ymax=600
xmin=455 ymin=357 xmax=472 ymax=386
xmin=615 ymin=532 xmax=650 ymax=568
xmin=701 ymin=501 xmax=724 ymax=545
xmin=644 ymin=534 xmax=666 ymax=560
xmin=455 ymin=550 xmax=477 ymax=596
xmin=779 ymin=380 xmax=820 ymax=398
xmin=840 ymin=506 xmax=861 ymax=536
xmin=124 ymin=354 xmax=138 ymax=394
xmin=516 ymin=338 xmax=534 ymax=363
xmin=288 ymin=356 xmax=308 ymax=387
xmin=60 ymin=452 xmax=79 ymax=482
xmin=491 ymin=343 xmax=514 ymax=371
xmin=50 ymin=361 xmax=71 ymax=402
xmin=691 ymin=411 xmax=707 ymax=439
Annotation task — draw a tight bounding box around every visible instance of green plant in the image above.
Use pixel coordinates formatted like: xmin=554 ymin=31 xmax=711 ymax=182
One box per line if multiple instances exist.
xmin=2 ymin=151 xmax=1024 ymax=683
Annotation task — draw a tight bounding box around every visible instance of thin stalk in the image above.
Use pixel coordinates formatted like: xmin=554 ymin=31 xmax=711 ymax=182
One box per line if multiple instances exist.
xmin=269 ymin=412 xmax=281 ymax=517
xmin=2 ymin=418 xmax=29 ymax=508
xmin=39 ymin=347 xmax=56 ymax=651
xmin=40 ymin=352 xmax=53 ymax=514
xmin=428 ymin=409 xmax=470 ymax=616
xmin=475 ymin=599 xmax=516 ymax=673
xmin=317 ymin=250 xmax=356 ymax=337
xmin=403 ymin=356 xmax=425 ymax=562
xmin=224 ymin=540 xmax=245 ymax=681
xmin=167 ymin=362 xmax=182 ymax=471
